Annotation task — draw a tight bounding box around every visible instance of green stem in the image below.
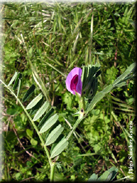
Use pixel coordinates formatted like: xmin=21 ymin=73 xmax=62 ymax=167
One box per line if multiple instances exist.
xmin=50 ymin=162 xmax=55 ymax=181
xmin=67 ymin=94 xmax=86 ymax=140
xmin=66 ymin=113 xmax=84 ymax=141
xmin=81 ymin=97 xmax=85 ymax=112
xmin=0 ymin=79 xmax=52 ymax=166
xmin=75 ymin=93 xmax=85 ymax=112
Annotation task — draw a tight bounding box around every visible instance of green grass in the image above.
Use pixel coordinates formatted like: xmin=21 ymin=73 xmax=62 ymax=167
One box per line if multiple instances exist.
xmin=2 ymin=2 xmax=135 ymax=181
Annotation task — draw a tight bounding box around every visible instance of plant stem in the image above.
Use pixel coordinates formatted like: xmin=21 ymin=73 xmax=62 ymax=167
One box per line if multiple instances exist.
xmin=50 ymin=162 xmax=55 ymax=181
xmin=76 ymin=93 xmax=85 ymax=112
xmin=81 ymin=96 xmax=85 ymax=112
xmin=66 ymin=94 xmax=86 ymax=140
xmin=0 ymin=79 xmax=52 ymax=166
xmin=66 ymin=113 xmax=84 ymax=141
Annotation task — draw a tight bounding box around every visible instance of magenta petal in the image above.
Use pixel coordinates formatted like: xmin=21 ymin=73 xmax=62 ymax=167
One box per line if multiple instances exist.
xmin=66 ymin=67 xmax=82 ymax=95
xmin=76 ymin=69 xmax=82 ymax=95
xmin=70 ymin=75 xmax=78 ymax=91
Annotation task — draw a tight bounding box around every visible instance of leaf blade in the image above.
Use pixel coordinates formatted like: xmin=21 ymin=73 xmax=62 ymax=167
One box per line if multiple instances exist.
xmin=17 ymin=78 xmax=22 ymax=98
xmin=38 ymin=108 xmax=54 ymax=129
xmin=33 ymin=101 xmax=50 ymax=121
xmin=22 ymin=84 xmax=35 ymax=102
xmin=8 ymin=71 xmax=18 ymax=86
xmin=107 ymin=167 xmax=118 ymax=181
xmin=98 ymin=170 xmax=110 ymax=181
xmin=39 ymin=113 xmax=58 ymax=133
xmin=46 ymin=124 xmax=64 ymax=146
xmin=26 ymin=93 xmax=43 ymax=110
xmin=50 ymin=138 xmax=68 ymax=158
xmin=13 ymin=73 xmax=22 ymax=90
xmin=88 ymin=173 xmax=98 ymax=181
xmin=113 ymin=62 xmax=135 ymax=86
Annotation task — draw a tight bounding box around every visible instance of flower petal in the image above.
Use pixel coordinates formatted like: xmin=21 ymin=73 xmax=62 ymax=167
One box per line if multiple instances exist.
xmin=66 ymin=67 xmax=82 ymax=95
xmin=70 ymin=74 xmax=78 ymax=92
xmin=76 ymin=69 xmax=82 ymax=95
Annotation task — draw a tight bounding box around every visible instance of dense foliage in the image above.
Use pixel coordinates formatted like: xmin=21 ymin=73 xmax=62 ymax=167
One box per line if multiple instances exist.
xmin=1 ymin=2 xmax=136 ymax=181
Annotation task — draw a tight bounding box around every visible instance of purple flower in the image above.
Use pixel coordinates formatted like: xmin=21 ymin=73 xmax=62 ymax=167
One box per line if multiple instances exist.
xmin=66 ymin=67 xmax=82 ymax=95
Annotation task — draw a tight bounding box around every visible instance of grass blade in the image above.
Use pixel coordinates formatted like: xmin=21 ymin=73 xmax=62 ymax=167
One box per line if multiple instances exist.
xmin=27 ymin=57 xmax=50 ymax=102
xmin=8 ymin=71 xmax=18 ymax=86
xmin=43 ymin=57 xmax=66 ymax=77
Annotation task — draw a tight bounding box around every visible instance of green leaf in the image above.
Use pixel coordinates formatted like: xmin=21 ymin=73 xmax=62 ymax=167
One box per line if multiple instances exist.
xmin=98 ymin=167 xmax=118 ymax=181
xmin=87 ymin=91 xmax=105 ymax=112
xmin=17 ymin=78 xmax=21 ymax=98
xmin=39 ymin=113 xmax=58 ymax=133
xmin=15 ymin=172 xmax=21 ymax=180
xmin=8 ymin=71 xmax=18 ymax=86
xmin=82 ymin=64 xmax=100 ymax=98
xmin=114 ymin=81 xmax=127 ymax=88
xmin=50 ymin=138 xmax=68 ymax=158
xmin=86 ymin=63 xmax=136 ymax=113
xmin=13 ymin=73 xmax=22 ymax=90
xmin=22 ymin=84 xmax=35 ymax=102
xmin=30 ymin=138 xmax=38 ymax=146
xmin=102 ymin=84 xmax=113 ymax=94
xmin=98 ymin=170 xmax=110 ymax=181
xmin=113 ymin=63 xmax=135 ymax=86
xmin=38 ymin=108 xmax=54 ymax=129
xmin=7 ymin=107 xmax=19 ymax=115
xmin=88 ymin=173 xmax=98 ymax=181
xmin=28 ymin=47 xmax=33 ymax=58
xmin=26 ymin=129 xmax=33 ymax=138
xmin=46 ymin=124 xmax=64 ymax=146
xmin=26 ymin=93 xmax=43 ymax=110
xmin=53 ymin=173 xmax=67 ymax=181
xmin=81 ymin=66 xmax=87 ymax=88
xmin=107 ymin=167 xmax=118 ymax=181
xmin=33 ymin=101 xmax=50 ymax=121
xmin=29 ymin=98 xmax=43 ymax=115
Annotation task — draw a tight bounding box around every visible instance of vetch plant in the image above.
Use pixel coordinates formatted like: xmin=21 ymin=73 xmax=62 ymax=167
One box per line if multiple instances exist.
xmin=2 ymin=2 xmax=135 ymax=181
xmin=1 ymin=62 xmax=135 ymax=181
xmin=66 ymin=65 xmax=100 ymax=98
xmin=65 ymin=64 xmax=101 ymax=116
